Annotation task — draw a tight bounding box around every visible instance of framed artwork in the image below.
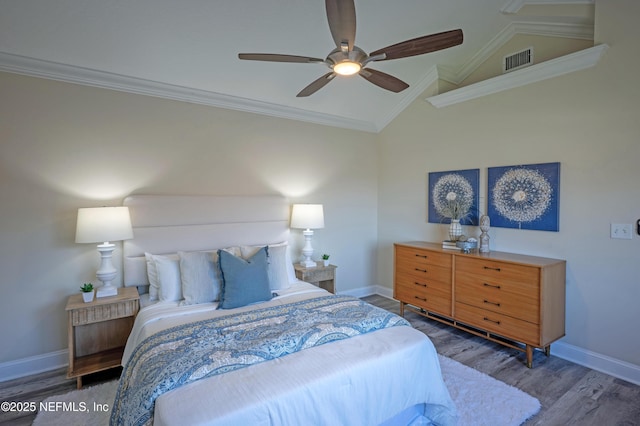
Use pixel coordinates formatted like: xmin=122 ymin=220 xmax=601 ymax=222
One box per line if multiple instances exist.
xmin=428 ymin=169 xmax=480 ymax=225
xmin=487 ymin=162 xmax=560 ymax=231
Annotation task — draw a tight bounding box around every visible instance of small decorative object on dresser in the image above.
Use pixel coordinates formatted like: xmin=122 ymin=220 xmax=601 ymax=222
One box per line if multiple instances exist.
xmin=80 ymin=283 xmax=94 ymax=303
xmin=321 ymin=254 xmax=330 ymax=266
xmin=294 ymin=262 xmax=336 ymax=294
xmin=394 ymin=241 xmax=566 ymax=368
xmin=455 ymin=237 xmax=477 ymax=253
xmin=479 ymin=214 xmax=491 ymax=253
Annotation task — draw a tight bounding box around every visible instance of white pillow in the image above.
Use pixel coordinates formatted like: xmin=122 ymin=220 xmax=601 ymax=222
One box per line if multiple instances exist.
xmin=240 ymin=242 xmax=291 ymax=291
xmin=179 ymin=251 xmax=221 ymax=305
xmin=152 ymin=254 xmax=182 ymax=302
xmin=144 ymin=252 xmax=171 ymax=301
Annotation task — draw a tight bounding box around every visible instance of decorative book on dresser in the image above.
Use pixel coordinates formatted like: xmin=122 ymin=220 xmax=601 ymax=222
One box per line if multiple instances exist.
xmin=394 ymin=241 xmax=566 ymax=368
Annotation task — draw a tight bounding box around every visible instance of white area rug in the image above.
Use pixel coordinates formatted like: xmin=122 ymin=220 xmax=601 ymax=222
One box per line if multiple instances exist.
xmin=438 ymin=355 xmax=540 ymax=426
xmin=33 ymin=355 xmax=540 ymax=426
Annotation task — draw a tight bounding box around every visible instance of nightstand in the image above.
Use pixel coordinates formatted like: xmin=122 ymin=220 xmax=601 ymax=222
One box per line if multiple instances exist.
xmin=294 ymin=262 xmax=337 ymax=294
xmin=65 ymin=287 xmax=139 ymax=388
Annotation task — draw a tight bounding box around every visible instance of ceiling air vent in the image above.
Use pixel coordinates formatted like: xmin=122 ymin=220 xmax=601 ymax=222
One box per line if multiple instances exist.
xmin=503 ymin=47 xmax=533 ymax=73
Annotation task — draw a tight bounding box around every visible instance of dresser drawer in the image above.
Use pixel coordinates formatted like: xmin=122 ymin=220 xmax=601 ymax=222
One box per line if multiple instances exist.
xmin=456 ymin=256 xmax=539 ymax=286
xmin=455 ymin=302 xmax=540 ymax=345
xmin=395 ymin=273 xmax=451 ymax=299
xmin=396 ymin=246 xmax=452 ymax=268
xmin=396 ymin=285 xmax=451 ymax=316
xmin=396 ymin=261 xmax=451 ymax=285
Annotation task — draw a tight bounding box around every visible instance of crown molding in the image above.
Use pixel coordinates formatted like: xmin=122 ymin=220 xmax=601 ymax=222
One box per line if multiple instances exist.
xmin=426 ymin=44 xmax=608 ymax=108
xmin=501 ymin=0 xmax=594 ymax=14
xmin=0 ymin=52 xmax=378 ymax=133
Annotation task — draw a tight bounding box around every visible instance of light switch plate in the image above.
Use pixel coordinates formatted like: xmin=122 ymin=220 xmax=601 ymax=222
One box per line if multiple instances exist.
xmin=611 ymin=223 xmax=633 ymax=239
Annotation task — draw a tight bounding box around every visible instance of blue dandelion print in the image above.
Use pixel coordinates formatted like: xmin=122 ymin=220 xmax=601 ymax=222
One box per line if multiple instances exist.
xmin=488 ymin=163 xmax=560 ymax=231
xmin=428 ymin=169 xmax=479 ymax=225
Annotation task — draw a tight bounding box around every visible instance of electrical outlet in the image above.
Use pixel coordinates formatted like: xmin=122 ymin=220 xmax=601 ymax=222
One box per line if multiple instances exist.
xmin=611 ymin=223 xmax=633 ymax=239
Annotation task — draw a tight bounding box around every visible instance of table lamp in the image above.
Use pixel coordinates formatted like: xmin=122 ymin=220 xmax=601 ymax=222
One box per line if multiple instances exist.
xmin=75 ymin=206 xmax=133 ymax=297
xmin=290 ymin=204 xmax=324 ymax=268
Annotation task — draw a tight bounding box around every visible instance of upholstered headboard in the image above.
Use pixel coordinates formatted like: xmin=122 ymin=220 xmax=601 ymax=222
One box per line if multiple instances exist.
xmin=122 ymin=195 xmax=291 ymax=288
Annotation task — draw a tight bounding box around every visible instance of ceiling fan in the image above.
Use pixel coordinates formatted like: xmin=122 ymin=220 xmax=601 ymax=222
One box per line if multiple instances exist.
xmin=238 ymin=0 xmax=463 ymax=97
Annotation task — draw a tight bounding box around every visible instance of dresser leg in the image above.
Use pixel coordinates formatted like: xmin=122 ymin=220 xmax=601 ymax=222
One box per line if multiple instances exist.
xmin=544 ymin=345 xmax=550 ymax=357
xmin=400 ymin=302 xmax=405 ymax=317
xmin=76 ymin=376 xmax=83 ymax=389
xmin=525 ymin=345 xmax=533 ymax=368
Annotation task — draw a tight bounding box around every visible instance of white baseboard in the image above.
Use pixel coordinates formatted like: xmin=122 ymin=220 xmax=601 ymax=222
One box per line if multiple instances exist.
xmin=2 ymin=290 xmax=638 ymax=387
xmin=340 ymin=284 xmax=393 ymax=299
xmin=0 ymin=349 xmax=68 ymax=383
xmin=552 ymin=341 xmax=640 ymax=386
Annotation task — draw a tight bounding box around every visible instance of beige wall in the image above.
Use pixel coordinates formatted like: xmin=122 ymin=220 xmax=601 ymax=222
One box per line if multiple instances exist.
xmin=0 ymin=73 xmax=378 ymax=365
xmin=376 ymin=0 xmax=640 ymax=368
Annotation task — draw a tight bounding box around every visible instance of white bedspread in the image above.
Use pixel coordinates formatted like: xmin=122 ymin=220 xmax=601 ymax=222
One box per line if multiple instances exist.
xmin=121 ymin=283 xmax=457 ymax=426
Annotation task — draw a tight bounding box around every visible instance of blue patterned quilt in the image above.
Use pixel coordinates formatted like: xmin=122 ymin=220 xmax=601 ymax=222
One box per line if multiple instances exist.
xmin=110 ymin=295 xmax=410 ymax=426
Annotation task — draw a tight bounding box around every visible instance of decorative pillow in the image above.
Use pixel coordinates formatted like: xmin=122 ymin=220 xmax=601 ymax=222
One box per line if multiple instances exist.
xmin=179 ymin=251 xmax=221 ymax=305
xmin=219 ymin=246 xmax=272 ymax=309
xmin=145 ymin=252 xmax=179 ymax=301
xmin=240 ymin=242 xmax=290 ymax=291
xmin=144 ymin=253 xmax=159 ymax=301
xmin=153 ymin=254 xmax=182 ymax=302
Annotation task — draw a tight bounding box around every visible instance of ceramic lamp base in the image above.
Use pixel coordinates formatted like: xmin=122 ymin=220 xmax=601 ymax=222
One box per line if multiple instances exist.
xmin=97 ymin=285 xmax=118 ymax=298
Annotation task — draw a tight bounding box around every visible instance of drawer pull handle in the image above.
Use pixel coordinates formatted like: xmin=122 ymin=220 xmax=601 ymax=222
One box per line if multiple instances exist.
xmin=415 ymin=254 xmax=428 ymax=258
xmin=414 ymin=282 xmax=427 ymax=287
xmin=483 ymin=299 xmax=501 ymax=307
xmin=483 ymin=317 xmax=501 ymax=325
xmin=483 ymin=266 xmax=501 ymax=272
xmin=415 ymin=296 xmax=427 ymax=302
xmin=483 ymin=283 xmax=501 ymax=289
xmin=415 ymin=268 xmax=427 ymax=273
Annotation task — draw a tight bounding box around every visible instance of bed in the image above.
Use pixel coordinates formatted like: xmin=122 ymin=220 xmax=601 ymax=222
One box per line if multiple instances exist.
xmin=112 ymin=195 xmax=457 ymax=426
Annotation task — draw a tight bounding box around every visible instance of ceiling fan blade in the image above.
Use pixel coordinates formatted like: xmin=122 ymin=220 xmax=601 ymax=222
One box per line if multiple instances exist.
xmin=238 ymin=53 xmax=325 ymax=63
xmin=369 ymin=29 xmax=463 ymax=61
xmin=325 ymin=0 xmax=356 ymax=51
xmin=359 ymin=68 xmax=409 ymax=93
xmin=297 ymin=72 xmax=336 ymax=97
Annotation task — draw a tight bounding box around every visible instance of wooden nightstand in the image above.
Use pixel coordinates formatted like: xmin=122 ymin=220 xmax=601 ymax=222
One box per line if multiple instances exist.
xmin=65 ymin=286 xmax=139 ymax=388
xmin=294 ymin=262 xmax=337 ymax=294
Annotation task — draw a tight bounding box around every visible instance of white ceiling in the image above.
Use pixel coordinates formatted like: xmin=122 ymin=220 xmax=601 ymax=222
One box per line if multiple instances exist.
xmin=0 ymin=0 xmax=594 ymax=132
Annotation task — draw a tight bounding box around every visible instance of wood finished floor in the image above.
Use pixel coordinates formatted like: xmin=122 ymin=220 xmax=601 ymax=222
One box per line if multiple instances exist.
xmin=1 ymin=294 xmax=638 ymax=425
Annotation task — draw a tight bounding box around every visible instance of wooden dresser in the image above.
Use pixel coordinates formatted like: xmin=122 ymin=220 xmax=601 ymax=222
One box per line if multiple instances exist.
xmin=394 ymin=241 xmax=566 ymax=368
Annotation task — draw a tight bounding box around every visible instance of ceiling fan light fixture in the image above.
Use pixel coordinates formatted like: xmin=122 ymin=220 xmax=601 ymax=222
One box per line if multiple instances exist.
xmin=333 ymin=61 xmax=361 ymax=76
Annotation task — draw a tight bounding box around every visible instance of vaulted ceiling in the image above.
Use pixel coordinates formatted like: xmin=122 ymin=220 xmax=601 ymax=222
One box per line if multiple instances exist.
xmin=0 ymin=0 xmax=594 ymax=132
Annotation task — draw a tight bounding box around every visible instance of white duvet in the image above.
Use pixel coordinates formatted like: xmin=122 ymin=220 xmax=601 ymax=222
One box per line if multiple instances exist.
xmin=120 ymin=283 xmax=457 ymax=426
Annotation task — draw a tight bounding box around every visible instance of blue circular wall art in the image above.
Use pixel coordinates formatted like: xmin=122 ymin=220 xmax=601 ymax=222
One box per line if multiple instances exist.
xmin=488 ymin=162 xmax=560 ymax=231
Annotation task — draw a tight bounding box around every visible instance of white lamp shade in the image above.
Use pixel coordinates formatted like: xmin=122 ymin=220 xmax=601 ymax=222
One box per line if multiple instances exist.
xmin=290 ymin=204 xmax=324 ymax=230
xmin=75 ymin=206 xmax=133 ymax=244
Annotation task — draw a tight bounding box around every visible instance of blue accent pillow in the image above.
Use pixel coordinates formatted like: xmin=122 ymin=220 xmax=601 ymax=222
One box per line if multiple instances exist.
xmin=218 ymin=246 xmax=272 ymax=309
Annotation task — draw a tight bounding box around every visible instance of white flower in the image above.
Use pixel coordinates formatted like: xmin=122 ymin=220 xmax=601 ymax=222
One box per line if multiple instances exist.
xmin=512 ymin=190 xmax=526 ymax=202
xmin=492 ymin=168 xmax=552 ymax=223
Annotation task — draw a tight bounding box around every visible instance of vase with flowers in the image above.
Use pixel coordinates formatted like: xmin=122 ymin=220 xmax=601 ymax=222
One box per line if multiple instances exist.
xmin=443 ymin=192 xmax=471 ymax=241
